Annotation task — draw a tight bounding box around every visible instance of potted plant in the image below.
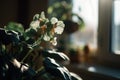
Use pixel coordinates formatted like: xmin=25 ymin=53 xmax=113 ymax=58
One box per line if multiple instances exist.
xmin=0 ymin=12 xmax=82 ymax=80
xmin=47 ymin=1 xmax=85 ymax=62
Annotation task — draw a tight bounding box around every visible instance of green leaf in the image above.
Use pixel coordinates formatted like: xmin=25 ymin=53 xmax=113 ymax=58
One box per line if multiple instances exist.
xmin=25 ymin=28 xmax=36 ymax=38
xmin=21 ymin=64 xmax=36 ymax=79
xmin=26 ymin=38 xmax=35 ymax=44
xmin=43 ymin=57 xmax=72 ymax=80
xmin=4 ymin=22 xmax=24 ymax=34
xmin=0 ymin=28 xmax=20 ymax=45
xmin=42 ymin=50 xmax=70 ymax=61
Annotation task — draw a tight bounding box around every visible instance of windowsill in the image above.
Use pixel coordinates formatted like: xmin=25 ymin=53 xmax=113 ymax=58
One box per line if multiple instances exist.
xmin=79 ymin=63 xmax=120 ymax=78
xmin=114 ymin=50 xmax=120 ymax=55
xmin=67 ymin=63 xmax=120 ymax=80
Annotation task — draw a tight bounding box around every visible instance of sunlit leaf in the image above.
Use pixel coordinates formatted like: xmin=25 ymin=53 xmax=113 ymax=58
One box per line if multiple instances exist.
xmin=0 ymin=28 xmax=20 ymax=45
xmin=43 ymin=57 xmax=71 ymax=80
xmin=42 ymin=50 xmax=70 ymax=61
xmin=70 ymin=72 xmax=83 ymax=80
xmin=22 ymin=64 xmax=36 ymax=79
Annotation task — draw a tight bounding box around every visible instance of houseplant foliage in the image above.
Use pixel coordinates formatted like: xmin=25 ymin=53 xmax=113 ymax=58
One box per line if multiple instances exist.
xmin=0 ymin=12 xmax=82 ymax=80
xmin=47 ymin=0 xmax=84 ymax=55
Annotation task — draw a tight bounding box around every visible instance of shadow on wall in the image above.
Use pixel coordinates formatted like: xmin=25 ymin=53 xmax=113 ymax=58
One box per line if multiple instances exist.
xmin=0 ymin=0 xmax=48 ymax=28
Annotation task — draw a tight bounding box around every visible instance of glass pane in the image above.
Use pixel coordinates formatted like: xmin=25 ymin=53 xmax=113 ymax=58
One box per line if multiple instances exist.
xmin=112 ymin=0 xmax=120 ymax=54
xmin=70 ymin=0 xmax=98 ymax=50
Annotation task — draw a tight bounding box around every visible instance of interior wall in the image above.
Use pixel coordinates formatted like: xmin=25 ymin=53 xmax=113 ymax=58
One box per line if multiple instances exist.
xmin=0 ymin=0 xmax=48 ymax=28
xmin=28 ymin=0 xmax=48 ymax=25
xmin=0 ymin=0 xmax=18 ymax=27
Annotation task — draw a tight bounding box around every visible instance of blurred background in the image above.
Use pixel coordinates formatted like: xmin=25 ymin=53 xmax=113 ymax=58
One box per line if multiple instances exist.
xmin=0 ymin=0 xmax=120 ymax=80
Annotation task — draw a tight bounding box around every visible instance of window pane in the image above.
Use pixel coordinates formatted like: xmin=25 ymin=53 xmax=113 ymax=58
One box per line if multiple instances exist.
xmin=112 ymin=0 xmax=120 ymax=54
xmin=70 ymin=0 xmax=98 ymax=49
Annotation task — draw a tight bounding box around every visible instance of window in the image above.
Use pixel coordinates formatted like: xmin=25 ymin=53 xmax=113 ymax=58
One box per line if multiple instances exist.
xmin=70 ymin=0 xmax=98 ymax=49
xmin=111 ymin=0 xmax=120 ymax=54
xmin=97 ymin=0 xmax=120 ymax=66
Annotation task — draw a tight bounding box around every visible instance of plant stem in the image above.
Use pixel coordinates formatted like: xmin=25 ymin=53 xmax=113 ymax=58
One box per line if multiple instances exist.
xmin=21 ymin=49 xmax=33 ymax=62
xmin=36 ymin=66 xmax=44 ymax=73
xmin=21 ymin=35 xmax=43 ymax=62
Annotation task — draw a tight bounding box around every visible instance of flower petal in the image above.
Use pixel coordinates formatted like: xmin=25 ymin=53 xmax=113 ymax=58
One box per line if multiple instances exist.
xmin=55 ymin=26 xmax=64 ymax=34
xmin=57 ymin=21 xmax=65 ymax=28
xmin=30 ymin=20 xmax=40 ymax=31
xmin=43 ymin=33 xmax=50 ymax=41
xmin=40 ymin=11 xmax=46 ymax=19
xmin=51 ymin=37 xmax=57 ymax=46
xmin=33 ymin=14 xmax=40 ymax=20
xmin=50 ymin=17 xmax=58 ymax=24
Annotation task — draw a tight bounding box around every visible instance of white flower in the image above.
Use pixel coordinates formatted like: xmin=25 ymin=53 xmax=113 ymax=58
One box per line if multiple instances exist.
xmin=40 ymin=11 xmax=46 ymax=19
xmin=50 ymin=17 xmax=58 ymax=24
xmin=46 ymin=19 xmax=49 ymax=23
xmin=51 ymin=37 xmax=57 ymax=46
xmin=55 ymin=21 xmax=65 ymax=34
xmin=33 ymin=14 xmax=40 ymax=20
xmin=54 ymin=27 xmax=64 ymax=34
xmin=57 ymin=21 xmax=65 ymax=28
xmin=30 ymin=20 xmax=40 ymax=31
xmin=43 ymin=33 xmax=50 ymax=41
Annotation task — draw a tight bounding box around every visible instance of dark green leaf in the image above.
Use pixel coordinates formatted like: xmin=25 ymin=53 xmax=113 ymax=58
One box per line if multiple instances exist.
xmin=7 ymin=30 xmax=20 ymax=44
xmin=42 ymin=50 xmax=70 ymax=61
xmin=25 ymin=28 xmax=36 ymax=38
xmin=26 ymin=38 xmax=35 ymax=44
xmin=40 ymin=21 xmax=45 ymax=26
xmin=70 ymin=72 xmax=83 ymax=80
xmin=21 ymin=64 xmax=36 ymax=79
xmin=0 ymin=28 xmax=20 ymax=45
xmin=43 ymin=57 xmax=72 ymax=80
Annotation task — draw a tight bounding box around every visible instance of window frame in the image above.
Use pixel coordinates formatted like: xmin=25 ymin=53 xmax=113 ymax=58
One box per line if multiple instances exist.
xmin=111 ymin=0 xmax=120 ymax=54
xmin=97 ymin=0 xmax=120 ymax=67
